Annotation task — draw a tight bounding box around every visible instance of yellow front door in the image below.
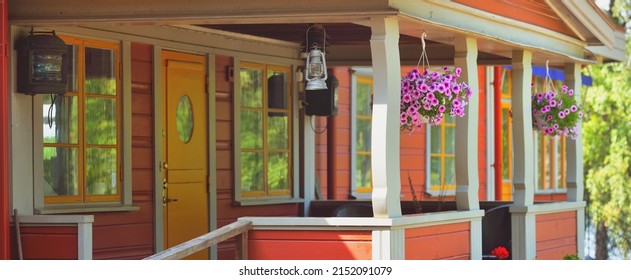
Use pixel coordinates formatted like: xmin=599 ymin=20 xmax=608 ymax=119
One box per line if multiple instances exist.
xmin=162 ymin=51 xmax=208 ymax=259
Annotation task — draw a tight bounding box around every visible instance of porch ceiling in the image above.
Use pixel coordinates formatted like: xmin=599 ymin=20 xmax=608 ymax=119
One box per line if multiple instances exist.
xmin=197 ymin=23 xmax=511 ymax=66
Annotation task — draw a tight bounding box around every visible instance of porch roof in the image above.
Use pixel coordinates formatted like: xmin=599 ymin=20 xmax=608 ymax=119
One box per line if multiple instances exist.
xmin=9 ymin=0 xmax=625 ymax=66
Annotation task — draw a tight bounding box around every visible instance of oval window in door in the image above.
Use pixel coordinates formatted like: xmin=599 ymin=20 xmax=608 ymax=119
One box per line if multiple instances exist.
xmin=176 ymin=94 xmax=194 ymax=143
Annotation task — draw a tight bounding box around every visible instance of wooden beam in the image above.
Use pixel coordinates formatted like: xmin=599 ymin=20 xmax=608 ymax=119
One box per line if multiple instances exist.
xmin=144 ymin=220 xmax=253 ymax=260
xmin=453 ymin=37 xmax=480 ymax=211
xmin=369 ymin=16 xmax=402 ymax=218
xmin=564 ymin=63 xmax=583 ymax=202
xmin=510 ymin=49 xmax=536 ymax=260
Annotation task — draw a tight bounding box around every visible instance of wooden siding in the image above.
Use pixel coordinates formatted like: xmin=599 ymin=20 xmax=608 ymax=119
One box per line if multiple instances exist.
xmin=10 ymin=226 xmax=78 ymax=260
xmin=215 ymin=56 xmax=300 ymax=259
xmin=248 ymin=230 xmax=372 ymax=260
xmin=89 ymin=42 xmax=155 ymax=260
xmin=535 ymin=210 xmax=577 ymax=260
xmin=535 ymin=193 xmax=567 ymax=202
xmin=453 ymin=0 xmax=577 ymax=38
xmin=405 ymin=222 xmax=471 ymax=260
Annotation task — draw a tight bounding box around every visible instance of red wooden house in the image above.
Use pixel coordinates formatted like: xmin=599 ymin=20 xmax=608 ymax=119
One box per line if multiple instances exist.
xmin=0 ymin=0 xmax=625 ymax=261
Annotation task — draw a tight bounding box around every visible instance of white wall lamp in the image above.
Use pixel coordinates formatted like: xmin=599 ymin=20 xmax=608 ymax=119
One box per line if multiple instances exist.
xmin=305 ymin=24 xmax=328 ymax=90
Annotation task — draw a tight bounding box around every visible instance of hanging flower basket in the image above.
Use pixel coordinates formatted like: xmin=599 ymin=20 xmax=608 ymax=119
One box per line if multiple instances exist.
xmin=531 ymin=84 xmax=582 ymax=139
xmin=400 ymin=67 xmax=472 ymax=133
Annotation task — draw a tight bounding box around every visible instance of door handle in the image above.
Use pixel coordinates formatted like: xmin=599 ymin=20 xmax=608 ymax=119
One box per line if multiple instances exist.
xmin=163 ymin=197 xmax=179 ymax=204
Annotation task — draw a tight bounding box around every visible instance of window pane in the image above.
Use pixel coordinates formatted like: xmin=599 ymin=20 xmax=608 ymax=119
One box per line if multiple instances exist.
xmin=444 ymin=157 xmax=456 ymax=186
xmin=86 ymin=147 xmax=118 ymax=196
xmin=537 ymin=134 xmax=544 ymax=190
xmin=268 ymin=152 xmax=289 ymax=191
xmin=66 ymin=44 xmax=78 ymax=92
xmin=430 ymin=125 xmax=441 ymax=154
xmin=267 ymin=72 xmax=287 ymax=110
xmin=356 ymin=118 xmax=371 ymax=152
xmin=85 ymin=97 xmax=117 ymax=145
xmin=430 ymin=156 xmax=441 ymax=187
xmin=501 ymin=69 xmax=511 ymax=96
xmin=43 ymin=95 xmax=78 ymax=144
xmin=176 ymin=95 xmax=194 ymax=143
xmin=443 ymin=114 xmax=455 ymax=124
xmin=356 ymin=81 xmax=372 ymax=116
xmin=445 ymin=125 xmax=455 ymax=154
xmin=268 ymin=113 xmax=288 ymax=150
xmin=240 ymin=110 xmax=263 ymax=149
xmin=241 ymin=152 xmax=264 ymax=192
xmin=501 ymin=108 xmax=510 ymax=180
xmin=356 ymin=154 xmax=371 ymax=190
xmin=240 ymin=68 xmax=263 ymax=108
xmin=85 ymin=47 xmax=116 ymax=95
xmin=43 ymin=147 xmax=79 ymax=196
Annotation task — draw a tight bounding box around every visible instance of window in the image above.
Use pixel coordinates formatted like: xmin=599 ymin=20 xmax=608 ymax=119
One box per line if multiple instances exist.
xmin=353 ymin=75 xmax=373 ymax=196
xmin=43 ymin=37 xmax=120 ymax=204
xmin=428 ymin=115 xmax=456 ymax=194
xmin=238 ymin=62 xmax=292 ymax=199
xmin=533 ymin=77 xmax=567 ymax=192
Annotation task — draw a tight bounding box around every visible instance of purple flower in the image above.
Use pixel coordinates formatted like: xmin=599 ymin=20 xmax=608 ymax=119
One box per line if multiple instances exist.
xmin=558 ymin=111 xmax=566 ymax=119
xmin=453 ymin=99 xmax=461 ymax=107
xmin=426 ymin=92 xmax=435 ymax=100
xmin=402 ymin=94 xmax=412 ymax=103
xmin=455 ymin=68 xmax=462 ymax=77
xmin=419 ymin=83 xmax=429 ymax=93
xmin=431 ymin=98 xmax=439 ymax=106
xmin=438 ymin=105 xmax=446 ymax=113
xmin=407 ymin=106 xmax=418 ymax=116
xmin=452 ymin=84 xmax=461 ymax=93
xmin=568 ymin=89 xmax=574 ymax=96
xmin=549 ymin=99 xmax=557 ymax=107
xmin=437 ymin=84 xmax=446 ymax=93
xmin=570 ymin=105 xmax=578 ymax=112
xmin=564 ymin=108 xmax=570 ymax=115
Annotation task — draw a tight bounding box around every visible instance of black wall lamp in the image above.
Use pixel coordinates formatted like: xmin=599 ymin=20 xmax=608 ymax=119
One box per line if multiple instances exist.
xmin=17 ymin=30 xmax=68 ymax=95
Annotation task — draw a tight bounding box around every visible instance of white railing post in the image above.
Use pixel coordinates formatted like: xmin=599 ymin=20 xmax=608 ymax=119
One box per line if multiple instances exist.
xmin=510 ymin=50 xmax=536 ymax=260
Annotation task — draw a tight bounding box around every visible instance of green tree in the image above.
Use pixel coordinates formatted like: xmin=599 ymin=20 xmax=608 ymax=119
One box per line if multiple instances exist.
xmin=583 ymin=0 xmax=631 ymax=260
xmin=584 ymin=41 xmax=631 ymax=260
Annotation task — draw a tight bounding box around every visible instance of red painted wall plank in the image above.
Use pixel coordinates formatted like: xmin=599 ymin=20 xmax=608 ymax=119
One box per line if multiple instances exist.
xmin=535 ymin=211 xmax=577 ymax=259
xmin=405 ymin=222 xmax=470 ymax=260
xmin=10 ymin=226 xmax=78 ymax=260
xmin=249 ymin=230 xmax=372 ymax=260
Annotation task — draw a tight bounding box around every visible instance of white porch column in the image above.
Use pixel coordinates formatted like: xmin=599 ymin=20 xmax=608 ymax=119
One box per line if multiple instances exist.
xmin=369 ymin=16 xmax=402 ymax=218
xmin=453 ymin=37 xmax=482 ymax=260
xmin=453 ymin=37 xmax=480 ymax=211
xmin=564 ymin=63 xmax=585 ymax=258
xmin=510 ymin=50 xmax=536 ymax=260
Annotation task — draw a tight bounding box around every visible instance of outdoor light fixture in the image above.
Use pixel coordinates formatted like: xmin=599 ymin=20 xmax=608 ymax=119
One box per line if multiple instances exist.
xmin=16 ymin=30 xmax=68 ymax=95
xmin=304 ymin=24 xmax=328 ymax=91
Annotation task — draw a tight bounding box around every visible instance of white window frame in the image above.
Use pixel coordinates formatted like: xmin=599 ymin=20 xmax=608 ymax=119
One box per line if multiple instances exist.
xmin=233 ymin=59 xmax=302 ymax=206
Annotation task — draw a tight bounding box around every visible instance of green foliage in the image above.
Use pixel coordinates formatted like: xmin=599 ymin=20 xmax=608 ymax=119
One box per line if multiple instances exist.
xmin=583 ymin=42 xmax=631 ymax=259
xmin=563 ymin=254 xmax=581 ymax=260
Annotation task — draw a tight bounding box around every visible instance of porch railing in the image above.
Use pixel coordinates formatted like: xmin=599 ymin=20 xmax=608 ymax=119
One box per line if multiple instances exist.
xmin=144 ymin=220 xmax=253 ymax=260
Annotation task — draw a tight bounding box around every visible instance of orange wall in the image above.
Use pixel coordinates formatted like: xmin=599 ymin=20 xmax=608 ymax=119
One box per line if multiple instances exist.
xmin=535 ymin=211 xmax=577 ymax=259
xmin=453 ymin=0 xmax=576 ymax=38
xmin=405 ymin=222 xmax=470 ymax=259
xmin=248 ymin=230 xmax=372 ymax=260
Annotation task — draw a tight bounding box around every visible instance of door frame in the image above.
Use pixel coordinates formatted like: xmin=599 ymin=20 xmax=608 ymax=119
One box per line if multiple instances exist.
xmin=153 ymin=47 xmax=217 ymax=258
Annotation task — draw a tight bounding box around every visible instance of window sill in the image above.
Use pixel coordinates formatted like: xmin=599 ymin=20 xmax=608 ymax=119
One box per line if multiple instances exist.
xmin=35 ymin=204 xmax=140 ymax=214
xmin=233 ymin=197 xmax=304 ymax=207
